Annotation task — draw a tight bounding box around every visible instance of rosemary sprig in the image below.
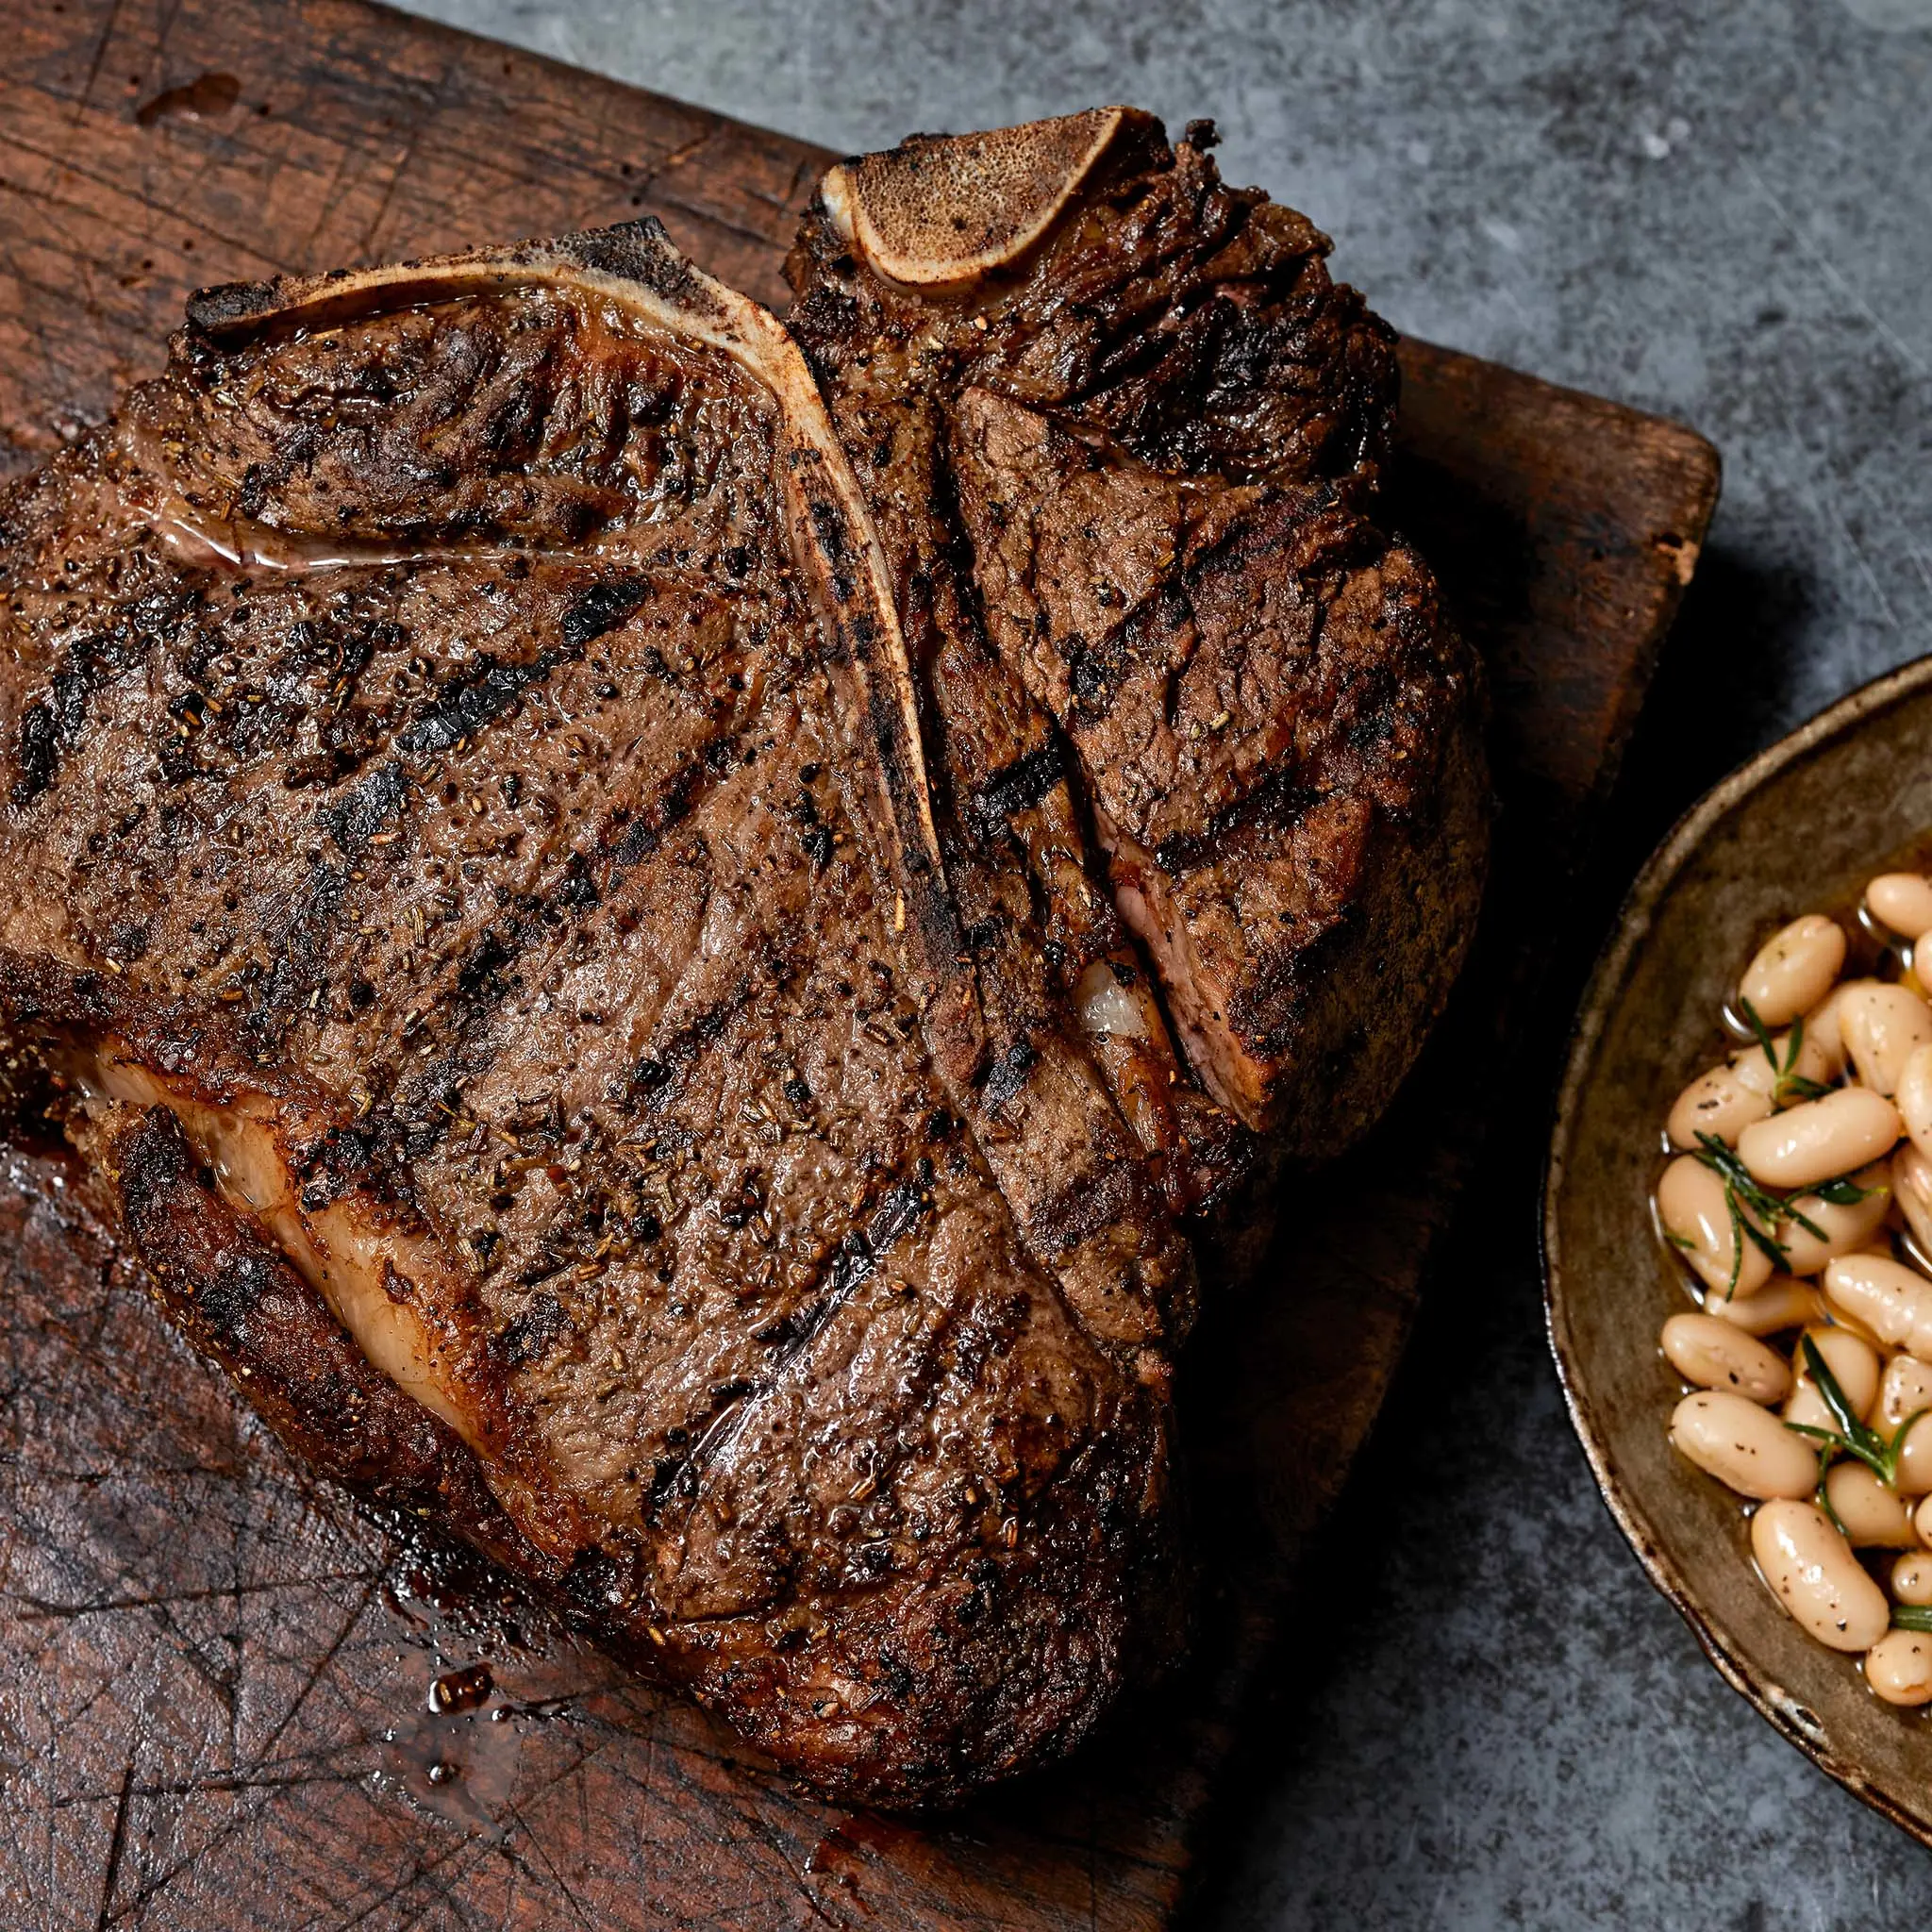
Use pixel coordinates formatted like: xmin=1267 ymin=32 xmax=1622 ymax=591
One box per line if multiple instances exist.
xmin=1739 ymin=995 xmax=1779 ymax=1073
xmin=1739 ymin=998 xmax=1830 ymax=1108
xmin=1811 ymin=1172 xmax=1885 ymax=1208
xmin=1785 ymin=1335 xmax=1931 ymax=1489
xmin=1694 ymin=1133 xmax=1827 ymax=1243
xmin=1689 ymin=1131 xmax=1821 ymax=1296
xmin=1814 ymin=1451 xmax=1850 ymax=1538
xmin=1892 ymin=1607 xmax=1932 ymax=1634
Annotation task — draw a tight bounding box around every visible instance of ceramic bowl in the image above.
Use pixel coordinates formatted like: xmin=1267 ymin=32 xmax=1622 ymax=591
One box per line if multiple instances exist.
xmin=1544 ymin=652 xmax=1932 ymax=1844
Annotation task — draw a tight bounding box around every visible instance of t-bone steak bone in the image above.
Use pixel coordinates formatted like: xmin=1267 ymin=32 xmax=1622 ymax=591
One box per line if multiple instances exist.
xmin=0 ymin=111 xmax=1487 ymax=1807
xmin=789 ymin=109 xmax=1490 ymax=1152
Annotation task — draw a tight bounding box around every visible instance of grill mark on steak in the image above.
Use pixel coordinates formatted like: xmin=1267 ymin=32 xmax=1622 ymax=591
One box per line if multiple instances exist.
xmin=1147 ymin=765 xmax=1324 ymax=881
xmin=257 ymin=858 xmax=352 ymax=1024
xmin=971 ymin=737 xmax=1068 ymax=834
xmin=561 ymin=575 xmax=654 ymax=648
xmin=608 ymin=754 xmax=710 ymax=872
xmin=10 ymin=575 xmax=202 ymax=805
xmin=12 ymin=700 xmax=58 ymax=806
xmin=624 ymin=974 xmax=757 ymax=1118
xmin=981 ymin=1038 xmax=1040 ymax=1108
xmin=652 ymin=1166 xmax=937 ymax=1522
xmin=396 ymin=648 xmax=571 ymax=754
xmin=320 ymin=758 xmax=408 ymax=854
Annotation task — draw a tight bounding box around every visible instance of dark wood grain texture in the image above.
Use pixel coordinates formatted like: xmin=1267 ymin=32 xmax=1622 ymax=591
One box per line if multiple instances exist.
xmin=0 ymin=3 xmax=1720 ymax=1926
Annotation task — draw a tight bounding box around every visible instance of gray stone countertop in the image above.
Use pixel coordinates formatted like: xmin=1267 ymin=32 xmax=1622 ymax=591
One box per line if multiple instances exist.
xmin=394 ymin=0 xmax=1932 ymax=1922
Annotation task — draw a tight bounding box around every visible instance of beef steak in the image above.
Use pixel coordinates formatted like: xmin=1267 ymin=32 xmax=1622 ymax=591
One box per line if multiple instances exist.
xmin=0 ymin=112 xmax=1486 ymax=1807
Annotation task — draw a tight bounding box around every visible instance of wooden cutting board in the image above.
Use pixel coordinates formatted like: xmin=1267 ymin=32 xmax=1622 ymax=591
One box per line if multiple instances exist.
xmin=0 ymin=4 xmax=1721 ymax=1926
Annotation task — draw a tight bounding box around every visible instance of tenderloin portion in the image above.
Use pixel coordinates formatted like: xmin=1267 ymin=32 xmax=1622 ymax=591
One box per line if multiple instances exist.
xmin=0 ymin=220 xmax=1183 ymax=1807
xmin=789 ymin=110 xmax=1489 ymax=1146
xmin=947 ymin=389 xmax=1489 ymax=1146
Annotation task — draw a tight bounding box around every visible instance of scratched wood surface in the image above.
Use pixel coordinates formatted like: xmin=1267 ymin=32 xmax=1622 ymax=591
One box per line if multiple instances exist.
xmin=0 ymin=3 xmax=1723 ymax=1926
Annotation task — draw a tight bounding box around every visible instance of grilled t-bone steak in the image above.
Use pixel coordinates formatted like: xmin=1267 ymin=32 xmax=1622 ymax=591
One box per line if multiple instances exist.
xmin=0 ymin=111 xmax=1486 ymax=1807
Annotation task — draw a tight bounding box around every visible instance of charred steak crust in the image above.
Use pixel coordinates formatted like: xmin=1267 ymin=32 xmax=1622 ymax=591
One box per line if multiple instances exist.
xmin=0 ymin=112 xmax=1487 ymax=1807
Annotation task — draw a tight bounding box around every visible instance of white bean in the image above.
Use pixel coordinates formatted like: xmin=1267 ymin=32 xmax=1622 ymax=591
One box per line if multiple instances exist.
xmin=1668 ymin=1060 xmax=1774 ymax=1149
xmin=1824 ymin=1252 xmax=1932 ymax=1359
xmin=1840 ymin=982 xmax=1932 ymax=1096
xmin=1875 ymin=1354 xmax=1932 ymax=1496
xmin=1659 ymin=1313 xmax=1790 ymax=1403
xmin=1802 ymin=985 xmax=1853 ymax=1077
xmin=1890 ymin=1549 xmax=1932 ymax=1606
xmin=1779 ymin=1161 xmax=1893 ymax=1275
xmin=1877 ymin=1350 xmax=1932 ymax=1423
xmin=1751 ymin=1498 xmax=1890 ymax=1650
xmin=1670 ymin=1391 xmax=1819 ymax=1499
xmin=1706 ymin=1275 xmax=1826 ymax=1337
xmin=1733 ymin=1025 xmax=1839 ymax=1100
xmin=1896 ymin=1043 xmax=1932 ymax=1162
xmin=1657 ymin=1155 xmax=1774 ymax=1299
xmin=1740 ymin=915 xmax=1847 ymax=1028
xmin=1785 ymin=1324 xmax=1881 ymax=1434
xmin=1867 ymin=873 xmax=1932 ymax=940
xmin=1892 ymin=1143 xmax=1932 ymax=1255
xmin=1821 ymin=1283 xmax=1894 ymax=1345
xmin=1864 ymin=1628 xmax=1932 ymax=1706
xmin=1897 ymin=1420 xmax=1932 ymax=1500
xmin=1824 ymin=1461 xmax=1918 ymax=1547
xmin=1918 ymin=1492 xmax=1932 ymax=1546
xmin=1671 ymin=1022 xmax=1844 ymax=1149
xmin=1738 ymin=1088 xmax=1902 ymax=1191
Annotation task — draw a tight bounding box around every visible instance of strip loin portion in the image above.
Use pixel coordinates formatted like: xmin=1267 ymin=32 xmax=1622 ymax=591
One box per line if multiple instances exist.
xmin=0 ymin=218 xmax=1185 ymax=1807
